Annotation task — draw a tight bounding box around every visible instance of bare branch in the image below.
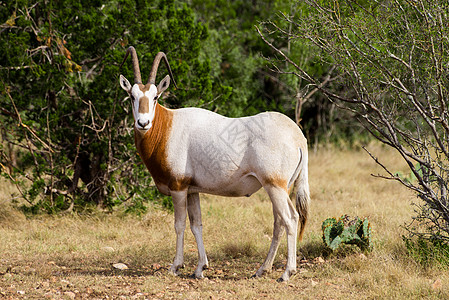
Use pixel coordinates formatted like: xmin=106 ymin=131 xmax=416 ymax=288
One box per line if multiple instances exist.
xmin=259 ymin=0 xmax=449 ymax=240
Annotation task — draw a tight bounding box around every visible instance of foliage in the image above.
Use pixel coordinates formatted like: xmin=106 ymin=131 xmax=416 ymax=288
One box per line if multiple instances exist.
xmin=190 ymin=0 xmax=297 ymax=117
xmin=322 ymin=215 xmax=372 ymax=251
xmin=258 ymin=0 xmax=449 ymax=244
xmin=403 ymin=236 xmax=449 ymax=268
xmin=0 ymin=0 xmax=227 ymax=213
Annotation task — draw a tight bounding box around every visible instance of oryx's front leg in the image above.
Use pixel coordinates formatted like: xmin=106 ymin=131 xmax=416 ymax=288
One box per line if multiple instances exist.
xmin=187 ymin=193 xmax=208 ymax=279
xmin=169 ymin=190 xmax=188 ymax=276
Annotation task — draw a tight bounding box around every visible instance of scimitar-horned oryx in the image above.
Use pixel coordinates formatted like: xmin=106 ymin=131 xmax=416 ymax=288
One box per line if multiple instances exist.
xmin=119 ymin=46 xmax=310 ymax=282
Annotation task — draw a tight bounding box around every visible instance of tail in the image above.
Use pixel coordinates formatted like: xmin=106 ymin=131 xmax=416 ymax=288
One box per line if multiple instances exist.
xmin=291 ymin=147 xmax=311 ymax=241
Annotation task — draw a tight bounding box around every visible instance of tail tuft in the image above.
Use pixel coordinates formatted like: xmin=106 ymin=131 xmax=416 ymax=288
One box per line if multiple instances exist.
xmin=294 ymin=147 xmax=310 ymax=241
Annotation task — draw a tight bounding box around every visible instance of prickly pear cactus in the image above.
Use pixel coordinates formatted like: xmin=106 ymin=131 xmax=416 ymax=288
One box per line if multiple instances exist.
xmin=322 ymin=215 xmax=372 ymax=251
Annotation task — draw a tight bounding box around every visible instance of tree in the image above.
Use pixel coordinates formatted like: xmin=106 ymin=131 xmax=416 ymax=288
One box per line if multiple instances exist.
xmin=0 ymin=0 xmax=229 ymax=212
xmin=258 ymin=0 xmax=449 ymax=243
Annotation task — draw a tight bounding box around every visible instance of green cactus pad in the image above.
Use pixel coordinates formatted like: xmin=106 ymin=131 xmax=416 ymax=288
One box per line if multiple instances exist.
xmin=322 ymin=215 xmax=372 ymax=251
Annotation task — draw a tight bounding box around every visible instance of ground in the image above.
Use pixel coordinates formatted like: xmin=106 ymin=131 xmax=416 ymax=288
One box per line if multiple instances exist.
xmin=0 ymin=143 xmax=447 ymax=299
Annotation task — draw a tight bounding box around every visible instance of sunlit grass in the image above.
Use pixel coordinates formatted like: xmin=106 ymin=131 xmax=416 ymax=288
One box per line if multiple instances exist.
xmin=0 ymin=143 xmax=447 ymax=299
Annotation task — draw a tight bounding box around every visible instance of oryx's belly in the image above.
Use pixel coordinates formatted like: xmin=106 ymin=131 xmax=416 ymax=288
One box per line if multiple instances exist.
xmin=188 ymin=173 xmax=262 ymax=197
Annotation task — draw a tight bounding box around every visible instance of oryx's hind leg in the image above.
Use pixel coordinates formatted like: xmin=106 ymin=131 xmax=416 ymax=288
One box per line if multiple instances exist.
xmin=187 ymin=193 xmax=209 ymax=279
xmin=254 ymin=211 xmax=285 ymax=277
xmin=262 ymin=185 xmax=299 ymax=282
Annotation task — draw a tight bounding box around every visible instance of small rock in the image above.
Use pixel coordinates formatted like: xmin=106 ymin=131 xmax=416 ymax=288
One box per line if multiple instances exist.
xmin=325 ymin=282 xmax=340 ymax=289
xmin=112 ymin=263 xmax=128 ymax=270
xmin=314 ymin=257 xmax=325 ymax=264
xmin=152 ymin=263 xmax=161 ymax=269
xmin=431 ymin=279 xmax=442 ymax=290
xmin=102 ymin=246 xmax=115 ymax=252
xmin=132 ymin=293 xmax=145 ymax=299
xmin=64 ymin=291 xmax=76 ymax=299
xmin=17 ymin=290 xmax=25 ymax=295
xmin=311 ymin=279 xmax=318 ymax=286
xmin=359 ymin=253 xmax=367 ymax=260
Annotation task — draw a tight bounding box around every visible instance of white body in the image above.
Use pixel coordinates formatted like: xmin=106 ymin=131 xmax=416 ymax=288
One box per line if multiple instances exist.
xmin=158 ymin=108 xmax=304 ymax=197
xmin=120 ymin=51 xmax=310 ymax=282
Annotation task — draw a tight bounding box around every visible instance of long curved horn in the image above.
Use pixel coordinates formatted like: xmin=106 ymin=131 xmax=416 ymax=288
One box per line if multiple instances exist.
xmin=147 ymin=52 xmax=177 ymax=88
xmin=120 ymin=46 xmax=142 ymax=84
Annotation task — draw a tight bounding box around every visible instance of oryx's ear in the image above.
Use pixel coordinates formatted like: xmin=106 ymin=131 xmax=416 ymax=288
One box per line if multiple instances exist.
xmin=157 ymin=75 xmax=170 ymax=96
xmin=119 ymin=75 xmax=132 ymax=93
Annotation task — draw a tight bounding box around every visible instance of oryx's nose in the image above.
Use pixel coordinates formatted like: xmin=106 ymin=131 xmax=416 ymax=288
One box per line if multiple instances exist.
xmin=137 ymin=119 xmax=150 ymax=128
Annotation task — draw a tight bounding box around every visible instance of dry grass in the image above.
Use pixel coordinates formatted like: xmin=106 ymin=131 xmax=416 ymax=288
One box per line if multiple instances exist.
xmin=0 ymin=143 xmax=447 ymax=299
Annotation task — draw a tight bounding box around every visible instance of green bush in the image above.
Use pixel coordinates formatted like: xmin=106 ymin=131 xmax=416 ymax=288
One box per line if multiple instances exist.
xmin=404 ymin=236 xmax=449 ymax=268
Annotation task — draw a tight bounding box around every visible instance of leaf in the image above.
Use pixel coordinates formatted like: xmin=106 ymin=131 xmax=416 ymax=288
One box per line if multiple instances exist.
xmin=5 ymin=12 xmax=16 ymax=26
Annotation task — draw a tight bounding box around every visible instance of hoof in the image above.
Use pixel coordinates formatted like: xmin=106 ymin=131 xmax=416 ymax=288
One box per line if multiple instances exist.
xmin=252 ymin=267 xmax=270 ymax=278
xmin=277 ymin=269 xmax=296 ymax=282
xmin=191 ymin=264 xmax=207 ymax=279
xmin=168 ymin=264 xmax=184 ymax=276
xmin=190 ymin=272 xmax=204 ymax=279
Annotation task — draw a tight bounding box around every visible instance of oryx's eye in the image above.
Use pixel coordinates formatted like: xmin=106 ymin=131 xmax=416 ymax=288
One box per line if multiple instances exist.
xmin=130 ymin=95 xmax=135 ymax=101
xmin=153 ymin=96 xmax=158 ymax=101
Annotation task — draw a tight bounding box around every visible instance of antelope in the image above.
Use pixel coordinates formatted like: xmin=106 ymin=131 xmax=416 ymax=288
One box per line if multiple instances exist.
xmin=119 ymin=46 xmax=310 ymax=282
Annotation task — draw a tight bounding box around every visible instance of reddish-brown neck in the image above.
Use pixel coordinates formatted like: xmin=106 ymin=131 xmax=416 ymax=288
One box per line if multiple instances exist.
xmin=134 ymin=103 xmax=173 ymax=185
